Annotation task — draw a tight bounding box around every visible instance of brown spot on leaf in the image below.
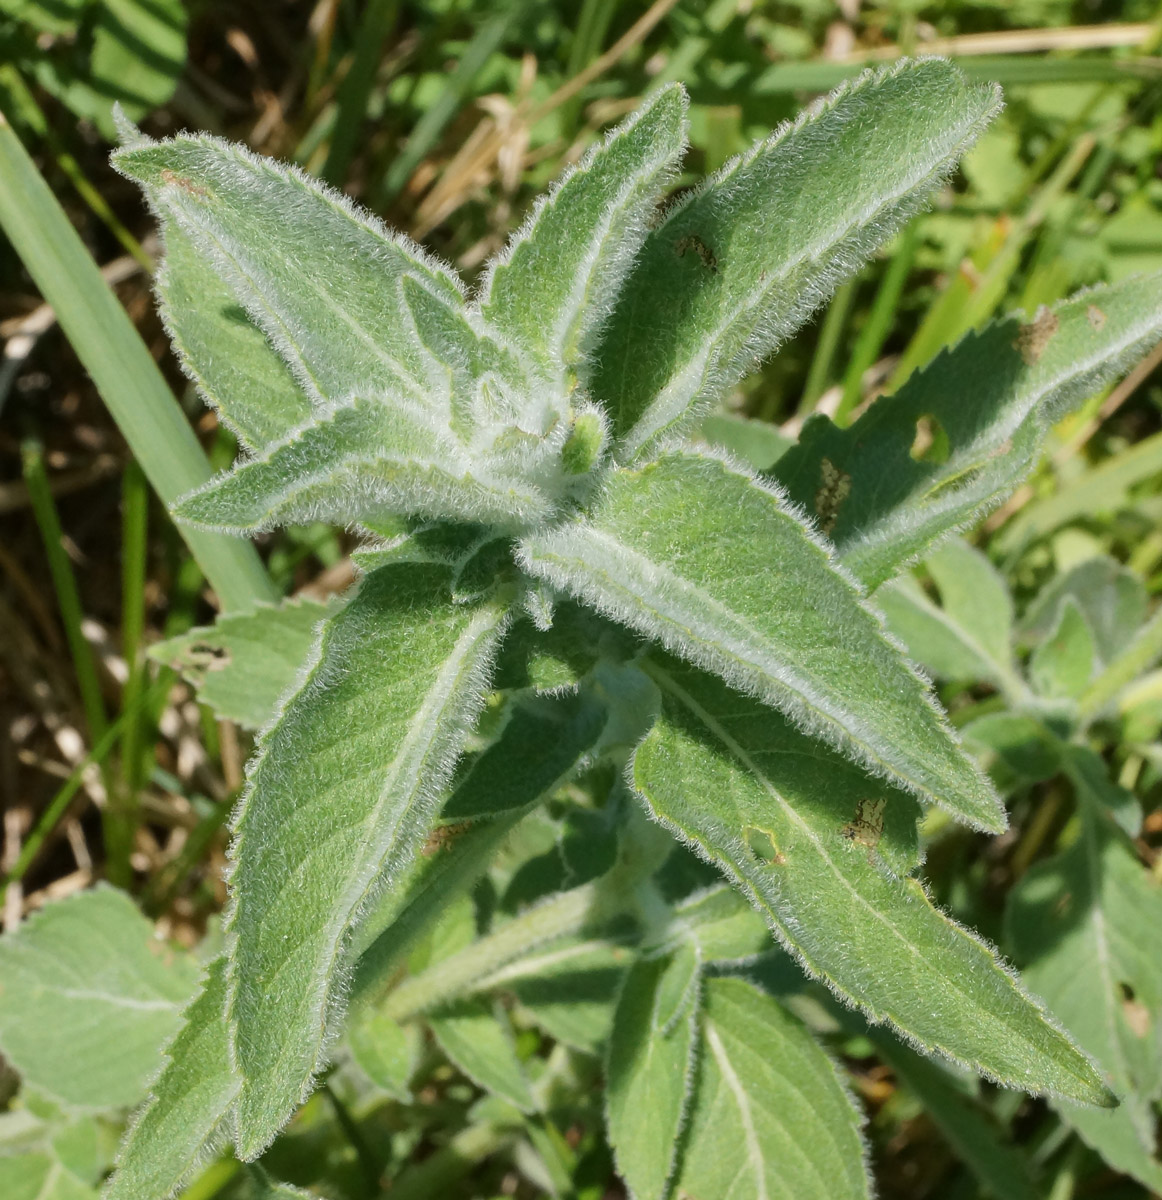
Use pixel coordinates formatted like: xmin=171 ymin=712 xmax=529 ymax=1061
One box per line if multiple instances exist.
xmin=815 ymin=457 xmax=852 ymax=535
xmin=422 ymin=820 xmax=472 ymax=856
xmin=675 ymin=234 xmax=718 ymax=274
xmin=1087 ymin=304 xmax=1107 ymax=331
xmin=1120 ymin=982 xmax=1151 ymax=1038
xmin=160 ymin=168 xmax=209 ymax=199
xmin=1013 ymin=306 xmax=1060 ymax=365
xmin=842 ymin=798 xmax=886 ymax=851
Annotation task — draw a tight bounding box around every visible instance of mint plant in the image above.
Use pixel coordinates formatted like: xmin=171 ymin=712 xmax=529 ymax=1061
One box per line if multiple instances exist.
xmin=73 ymin=58 xmax=1162 ymax=1197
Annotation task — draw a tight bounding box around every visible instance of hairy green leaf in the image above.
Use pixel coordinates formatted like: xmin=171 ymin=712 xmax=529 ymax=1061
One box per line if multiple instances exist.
xmin=606 ymin=947 xmax=700 ymax=1200
xmin=775 ymin=274 xmax=1162 ymax=586
xmin=174 ymin=395 xmax=553 ymax=534
xmin=600 ymin=59 xmax=1000 ymax=461
xmin=633 ymin=660 xmax=1111 ymax=1104
xmin=225 ymin=565 xmax=510 ymax=1158
xmin=150 ymin=596 xmax=333 ymax=729
xmin=429 ymin=1000 xmax=536 ymax=1113
xmin=347 ymin=1012 xmax=421 ymax=1101
xmin=113 ymin=133 xmax=464 ymax=409
xmin=105 ymin=957 xmax=239 ymax=1200
xmin=0 ymin=887 xmax=198 ymax=1112
xmin=676 ymin=976 xmax=870 ymax=1200
xmin=1007 ymin=796 xmax=1162 ymax=1189
xmin=520 ymin=450 xmax=1002 ymax=830
xmin=1029 ymin=598 xmax=1096 ymax=701
xmin=482 ymin=84 xmax=687 ymax=383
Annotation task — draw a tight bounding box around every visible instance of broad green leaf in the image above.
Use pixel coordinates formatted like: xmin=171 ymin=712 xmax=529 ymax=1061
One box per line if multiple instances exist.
xmin=0 ymin=887 xmax=198 ymax=1112
xmin=606 ymin=947 xmax=700 ymax=1200
xmin=600 ymin=59 xmax=1000 ymax=461
xmin=925 ymin=539 xmax=1014 ymax=672
xmin=670 ymin=884 xmax=770 ymax=963
xmin=113 ymin=134 xmax=464 ymax=409
xmin=481 ymin=84 xmax=687 ymax=382
xmin=774 ymin=274 xmax=1162 ymax=587
xmin=1019 ymin=555 xmax=1147 ymax=667
xmin=961 ymin=713 xmax=1061 ymax=790
xmin=105 ymin=958 xmax=239 ymax=1200
xmin=155 ymin=220 xmax=312 ymax=451
xmin=699 ymin=411 xmax=793 ymax=471
xmin=519 ymin=450 xmax=1003 ymax=831
xmin=149 ymin=596 xmax=333 ymax=729
xmin=1007 ymin=797 xmax=1162 ymax=1189
xmin=87 ymin=0 xmax=186 ymax=134
xmin=429 ymin=999 xmax=536 ymax=1113
xmin=347 ymin=1012 xmax=421 ymax=1101
xmin=1029 ymin=598 xmax=1096 ymax=701
xmin=870 ymin=1034 xmax=1038 ymax=1200
xmin=442 ymin=690 xmax=607 ymax=821
xmin=1061 ymin=743 xmax=1142 ymax=838
xmin=174 ymin=395 xmax=553 ymax=534
xmin=226 ymin=564 xmax=510 ymax=1158
xmin=633 ymin=659 xmax=1110 ymax=1105
xmin=675 ymin=976 xmax=870 ymax=1200
xmin=487 ymin=937 xmax=628 ymax=1053
xmin=0 ymin=1153 xmax=95 ymax=1200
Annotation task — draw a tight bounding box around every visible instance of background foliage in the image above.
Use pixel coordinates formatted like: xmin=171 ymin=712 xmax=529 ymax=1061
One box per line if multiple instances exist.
xmin=2 ymin=1 xmax=1162 ymax=1198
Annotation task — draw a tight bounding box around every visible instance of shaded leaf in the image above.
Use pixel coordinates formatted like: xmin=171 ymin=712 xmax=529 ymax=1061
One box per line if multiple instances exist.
xmin=1007 ymin=796 xmax=1162 ymax=1189
xmin=633 ymin=659 xmax=1110 ymax=1104
xmin=520 ymin=450 xmax=1003 ymax=831
xmin=225 ymin=565 xmax=510 ymax=1158
xmin=600 ymin=59 xmax=1000 ymax=461
xmin=1029 ymin=598 xmax=1096 ymax=701
xmin=429 ymin=1000 xmax=536 ymax=1113
xmin=347 ymin=1012 xmax=422 ymax=1101
xmin=774 ymin=275 xmax=1162 ymax=587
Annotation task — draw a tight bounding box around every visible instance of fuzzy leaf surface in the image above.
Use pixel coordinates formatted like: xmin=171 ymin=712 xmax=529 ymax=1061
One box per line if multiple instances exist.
xmin=774 ymin=274 xmax=1162 ymax=587
xmin=226 ymin=564 xmax=509 ymax=1158
xmin=347 ymin=1012 xmax=421 ymax=1101
xmin=633 ymin=659 xmax=1110 ymax=1104
xmin=1007 ymin=798 xmax=1162 ymax=1189
xmin=600 ymin=59 xmax=1000 ymax=460
xmin=519 ymin=450 xmax=1002 ymax=830
xmin=0 ymin=887 xmax=198 ymax=1112
xmin=153 ymin=220 xmax=312 ymax=451
xmin=675 ymin=976 xmax=870 ymax=1200
xmin=114 ymin=134 xmax=464 ymax=409
xmin=174 ymin=395 xmax=552 ymax=534
xmin=105 ymin=957 xmax=239 ymax=1200
xmin=481 ymin=84 xmax=686 ymax=382
xmin=605 ymin=947 xmax=700 ymax=1200
xmin=150 ymin=596 xmax=333 ymax=729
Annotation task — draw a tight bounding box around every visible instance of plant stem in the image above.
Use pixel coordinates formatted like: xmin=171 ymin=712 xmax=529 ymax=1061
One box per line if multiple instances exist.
xmin=382 ymin=881 xmax=603 ymax=1022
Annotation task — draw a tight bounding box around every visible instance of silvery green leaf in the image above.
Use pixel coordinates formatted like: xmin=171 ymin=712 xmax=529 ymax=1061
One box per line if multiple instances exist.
xmin=225 ymin=565 xmax=510 ymax=1158
xmin=149 ymin=596 xmax=334 ymax=729
xmin=154 ymin=220 xmax=312 ymax=452
xmin=481 ymin=84 xmax=687 ymax=385
xmin=429 ymin=999 xmax=537 ymax=1113
xmin=633 ymin=659 xmax=1111 ymax=1105
xmin=519 ymin=449 xmax=1003 ymax=832
xmin=1019 ymin=555 xmax=1147 ymax=667
xmin=605 ymin=946 xmax=700 ymax=1200
xmin=0 ymin=1152 xmax=95 ymax=1200
xmin=105 ymin=958 xmax=239 ymax=1200
xmin=877 ymin=540 xmax=1028 ymax=702
xmin=671 ymin=884 xmax=770 ymax=963
xmin=1007 ymin=794 xmax=1162 ymax=1189
xmin=600 ymin=59 xmax=1000 ymax=461
xmin=0 ymin=886 xmax=199 ymax=1113
xmin=774 ymin=274 xmax=1162 ymax=587
xmin=675 ymin=976 xmax=870 ymax=1200
xmin=1029 ymin=598 xmax=1096 ymax=701
xmin=347 ymin=1012 xmax=422 ymax=1101
xmin=173 ymin=395 xmax=554 ymax=534
xmin=113 ymin=133 xmax=464 ymax=409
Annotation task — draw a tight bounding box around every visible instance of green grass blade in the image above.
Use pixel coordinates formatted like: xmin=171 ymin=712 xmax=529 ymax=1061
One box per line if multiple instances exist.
xmin=0 ymin=114 xmax=276 ymax=611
